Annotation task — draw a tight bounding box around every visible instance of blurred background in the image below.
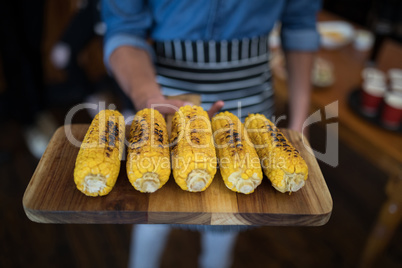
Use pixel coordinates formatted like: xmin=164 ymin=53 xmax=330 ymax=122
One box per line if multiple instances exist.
xmin=0 ymin=0 xmax=401 ymax=267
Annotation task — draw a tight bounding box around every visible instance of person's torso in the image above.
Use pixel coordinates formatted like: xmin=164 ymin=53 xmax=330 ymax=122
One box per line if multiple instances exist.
xmin=148 ymin=0 xmax=285 ymax=41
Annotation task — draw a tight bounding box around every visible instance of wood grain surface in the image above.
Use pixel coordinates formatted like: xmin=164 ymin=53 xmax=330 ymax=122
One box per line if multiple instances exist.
xmin=23 ymin=124 xmax=332 ymax=226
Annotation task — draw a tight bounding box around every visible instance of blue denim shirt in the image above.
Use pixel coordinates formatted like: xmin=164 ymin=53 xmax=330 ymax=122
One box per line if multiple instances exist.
xmin=102 ymin=0 xmax=321 ymax=67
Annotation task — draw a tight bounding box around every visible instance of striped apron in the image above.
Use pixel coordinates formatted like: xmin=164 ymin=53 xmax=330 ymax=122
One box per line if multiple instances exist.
xmin=153 ymin=36 xmax=274 ymax=121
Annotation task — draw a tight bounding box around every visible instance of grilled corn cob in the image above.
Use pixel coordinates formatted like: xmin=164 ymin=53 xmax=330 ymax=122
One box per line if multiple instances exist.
xmin=74 ymin=109 xmax=125 ymax=196
xmin=171 ymin=105 xmax=217 ymax=192
xmin=211 ymin=111 xmax=262 ymax=194
xmin=127 ymin=108 xmax=171 ymax=193
xmin=245 ymin=113 xmax=308 ymax=193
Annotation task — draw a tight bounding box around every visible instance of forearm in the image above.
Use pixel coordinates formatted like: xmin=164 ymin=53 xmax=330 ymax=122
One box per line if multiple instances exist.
xmin=109 ymin=46 xmax=162 ymax=110
xmin=284 ymin=51 xmax=315 ymax=132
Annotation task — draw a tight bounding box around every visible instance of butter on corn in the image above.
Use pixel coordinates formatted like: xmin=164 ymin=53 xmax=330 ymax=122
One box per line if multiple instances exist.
xmin=212 ymin=111 xmax=262 ymax=194
xmin=74 ymin=109 xmax=125 ymax=196
xmin=245 ymin=113 xmax=308 ymax=193
xmin=126 ymin=108 xmax=171 ymax=193
xmin=170 ymin=105 xmax=217 ymax=192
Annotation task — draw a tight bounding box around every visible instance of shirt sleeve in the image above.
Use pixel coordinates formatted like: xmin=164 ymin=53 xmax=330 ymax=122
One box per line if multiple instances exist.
xmin=280 ymin=0 xmax=321 ymax=51
xmin=101 ymin=0 xmax=155 ymax=70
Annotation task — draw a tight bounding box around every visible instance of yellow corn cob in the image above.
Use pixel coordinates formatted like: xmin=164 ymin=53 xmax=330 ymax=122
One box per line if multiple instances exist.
xmin=126 ymin=108 xmax=171 ymax=193
xmin=245 ymin=113 xmax=308 ymax=193
xmin=74 ymin=109 xmax=125 ymax=197
xmin=211 ymin=111 xmax=262 ymax=194
xmin=171 ymin=105 xmax=217 ymax=192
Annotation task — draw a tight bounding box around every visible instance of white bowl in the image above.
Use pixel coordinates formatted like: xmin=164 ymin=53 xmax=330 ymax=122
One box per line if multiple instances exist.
xmin=318 ymin=21 xmax=355 ymax=49
xmin=354 ymin=29 xmax=374 ymax=51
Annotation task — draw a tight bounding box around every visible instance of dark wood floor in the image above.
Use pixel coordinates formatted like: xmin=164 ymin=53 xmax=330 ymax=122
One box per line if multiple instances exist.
xmin=1 ymin=112 xmax=401 ymax=268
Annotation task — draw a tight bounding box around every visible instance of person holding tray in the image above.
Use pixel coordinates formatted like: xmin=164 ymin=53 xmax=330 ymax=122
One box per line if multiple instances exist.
xmin=102 ymin=0 xmax=321 ymax=267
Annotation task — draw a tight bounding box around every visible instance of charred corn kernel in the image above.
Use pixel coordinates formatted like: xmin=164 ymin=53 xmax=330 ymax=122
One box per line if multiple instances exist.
xmin=245 ymin=113 xmax=308 ymax=193
xmin=126 ymin=108 xmax=171 ymax=193
xmin=74 ymin=110 xmax=125 ymax=197
xmin=211 ymin=111 xmax=262 ymax=194
xmin=171 ymin=105 xmax=217 ymax=192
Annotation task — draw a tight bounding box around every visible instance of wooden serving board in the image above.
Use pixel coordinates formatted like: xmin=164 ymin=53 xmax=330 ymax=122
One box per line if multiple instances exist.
xmin=23 ymin=124 xmax=332 ymax=226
